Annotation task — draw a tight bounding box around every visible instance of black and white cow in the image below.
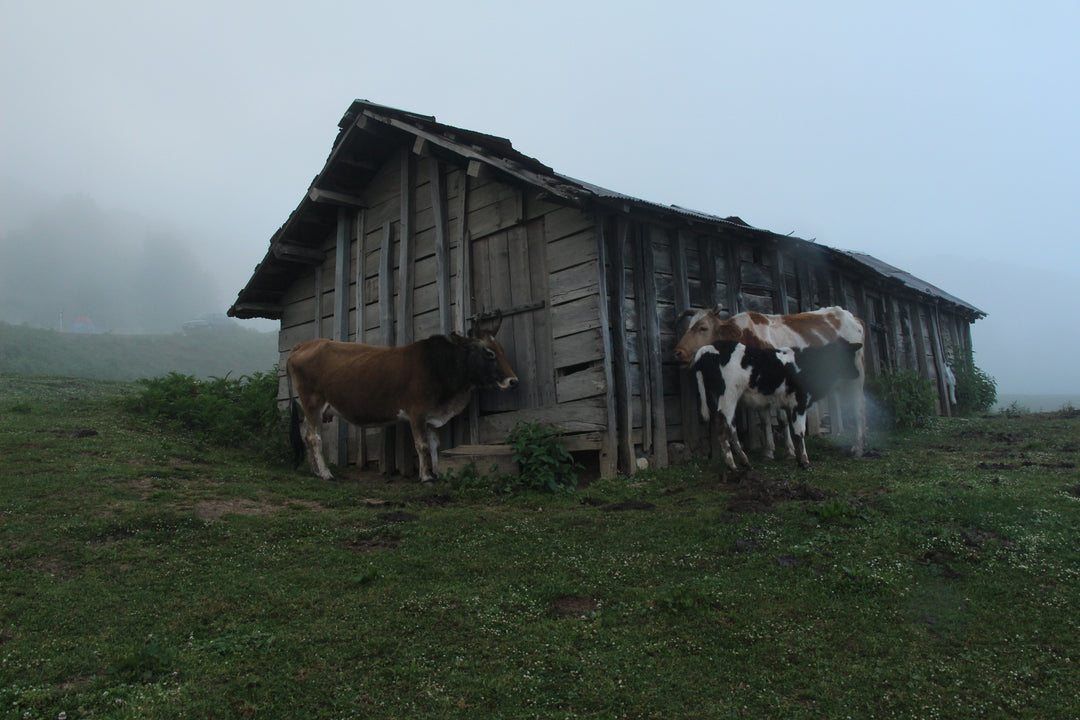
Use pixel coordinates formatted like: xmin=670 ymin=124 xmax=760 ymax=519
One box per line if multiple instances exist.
xmin=691 ymin=338 xmax=864 ymax=470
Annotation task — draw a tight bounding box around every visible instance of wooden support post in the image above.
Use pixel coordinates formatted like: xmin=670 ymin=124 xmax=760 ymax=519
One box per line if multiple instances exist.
xmin=929 ymin=306 xmax=952 ymax=417
xmin=611 ymin=217 xmax=636 ymax=474
xmin=397 ymin=150 xmax=415 ymax=477
xmin=430 ymin=159 xmax=452 ymax=335
xmin=673 ymin=230 xmax=700 ymax=455
xmin=333 ymin=208 xmax=351 ymax=467
xmin=355 ymin=208 xmax=368 ymax=469
xmin=379 ymin=223 xmax=395 ymax=475
xmin=638 ymin=225 xmax=668 ymax=467
xmin=595 ymin=216 xmax=620 ymax=478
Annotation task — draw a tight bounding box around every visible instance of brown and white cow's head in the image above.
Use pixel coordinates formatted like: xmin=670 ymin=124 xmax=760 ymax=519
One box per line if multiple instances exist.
xmin=673 ymin=307 xmax=739 ymax=367
xmin=457 ymin=311 xmax=518 ymax=390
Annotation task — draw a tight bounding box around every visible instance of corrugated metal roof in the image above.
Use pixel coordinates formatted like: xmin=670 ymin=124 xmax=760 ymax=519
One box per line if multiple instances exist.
xmin=834 ymin=250 xmax=984 ymax=317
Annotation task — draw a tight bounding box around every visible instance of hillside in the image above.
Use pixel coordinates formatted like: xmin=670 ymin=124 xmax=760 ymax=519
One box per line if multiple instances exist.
xmin=0 ymin=322 xmax=278 ymax=380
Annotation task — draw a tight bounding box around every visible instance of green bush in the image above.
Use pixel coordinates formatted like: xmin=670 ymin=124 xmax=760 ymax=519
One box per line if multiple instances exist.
xmin=507 ymin=421 xmax=582 ymax=494
xmin=869 ymin=369 xmax=937 ymax=430
xmin=127 ymin=368 xmax=285 ymax=457
xmin=950 ymin=350 xmax=997 ymax=416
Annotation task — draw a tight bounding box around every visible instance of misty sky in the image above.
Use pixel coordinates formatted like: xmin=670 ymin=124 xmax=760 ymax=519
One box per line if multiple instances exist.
xmin=2 ymin=2 xmax=1077 ymax=393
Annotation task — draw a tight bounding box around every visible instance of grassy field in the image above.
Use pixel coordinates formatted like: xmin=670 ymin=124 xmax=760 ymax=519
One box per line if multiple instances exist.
xmin=2 ymin=374 xmax=1079 ymax=719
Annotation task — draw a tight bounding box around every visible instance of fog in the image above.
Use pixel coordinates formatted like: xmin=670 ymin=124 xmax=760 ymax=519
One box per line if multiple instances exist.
xmin=0 ymin=181 xmax=221 ymax=333
xmin=2 ymin=2 xmax=1078 ymax=392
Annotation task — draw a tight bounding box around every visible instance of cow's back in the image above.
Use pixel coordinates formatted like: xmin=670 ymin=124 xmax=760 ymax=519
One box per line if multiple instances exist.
xmin=287 ymin=338 xmax=429 ymax=425
xmin=731 ymin=307 xmax=863 ymax=349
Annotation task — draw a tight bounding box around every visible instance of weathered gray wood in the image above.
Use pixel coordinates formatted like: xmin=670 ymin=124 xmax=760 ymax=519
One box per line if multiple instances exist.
xmin=333 ymin=208 xmax=351 ymax=466
xmin=639 ymin=226 xmax=667 ymax=466
xmin=672 ymin=230 xmax=701 ymax=453
xmin=611 ymin=217 xmax=637 ymax=474
xmin=593 ymin=216 xmax=619 ymax=478
xmin=377 ymin=222 xmax=396 ymax=476
xmin=397 ymin=150 xmax=415 ymax=346
xmin=526 ymin=217 xmax=557 ymax=408
xmin=723 ymin=239 xmax=742 ymax=313
xmin=929 ymin=306 xmax=952 ymax=416
xmin=429 ymin=158 xmax=452 ymax=334
xmin=378 ymin=224 xmax=395 ymax=346
xmin=478 ymin=399 xmax=608 ymax=443
xmin=355 ymin=209 xmax=367 ymax=341
xmin=772 ymin=246 xmax=791 ymax=315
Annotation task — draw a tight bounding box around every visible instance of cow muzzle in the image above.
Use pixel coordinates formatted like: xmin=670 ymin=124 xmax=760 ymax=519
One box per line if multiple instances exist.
xmin=498 ymin=376 xmax=519 ymax=390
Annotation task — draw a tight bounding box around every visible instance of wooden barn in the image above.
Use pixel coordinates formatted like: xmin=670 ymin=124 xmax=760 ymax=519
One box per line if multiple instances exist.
xmin=228 ymin=100 xmax=985 ymax=478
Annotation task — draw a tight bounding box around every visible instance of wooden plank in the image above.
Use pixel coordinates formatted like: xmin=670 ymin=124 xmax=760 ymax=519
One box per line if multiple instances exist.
xmin=639 ymin=225 xmax=668 ymax=466
xmin=672 ymin=230 xmax=700 ymax=453
xmin=333 ymin=208 xmax=351 ymax=467
xmin=610 ymin=217 xmax=636 ymax=474
xmin=553 ymin=327 xmax=605 ymax=369
xmin=526 ymin=216 xmax=557 ymax=408
xmin=429 ymin=157 xmax=452 ymax=334
xmin=377 ymin=222 xmax=396 ymax=476
xmin=594 ymin=215 xmax=619 ymax=478
xmin=556 ymin=363 xmax=607 ymax=403
xmin=547 ymin=229 xmax=598 ymax=273
xmin=550 ymin=293 xmax=601 ymax=339
xmin=354 ymin=209 xmax=367 ymax=341
xmin=378 ymin=224 xmax=395 ymax=346
xmin=929 ymin=306 xmax=952 ymax=416
xmin=397 ymin=150 xmax=415 ymax=346
xmin=477 ymin=399 xmax=608 ymax=443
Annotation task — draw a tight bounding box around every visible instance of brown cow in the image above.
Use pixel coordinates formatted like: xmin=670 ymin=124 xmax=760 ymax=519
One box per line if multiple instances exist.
xmin=286 ymin=317 xmax=517 ymax=481
xmin=673 ymin=306 xmax=867 ymax=457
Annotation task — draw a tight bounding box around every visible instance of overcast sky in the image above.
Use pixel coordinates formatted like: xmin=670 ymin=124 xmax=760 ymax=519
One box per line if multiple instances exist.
xmin=2 ymin=1 xmax=1077 ymax=394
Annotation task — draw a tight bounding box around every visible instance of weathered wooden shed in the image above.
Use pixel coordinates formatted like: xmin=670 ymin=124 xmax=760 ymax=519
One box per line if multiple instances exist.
xmin=229 ymin=100 xmax=985 ymax=477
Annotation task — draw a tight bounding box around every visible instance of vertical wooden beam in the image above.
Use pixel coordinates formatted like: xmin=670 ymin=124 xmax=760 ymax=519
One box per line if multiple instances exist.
xmin=673 ymin=230 xmax=700 ymax=454
xmin=397 ymin=150 xmax=415 ymax=346
xmin=397 ymin=152 xmax=416 ymax=477
xmin=697 ymin=235 xmax=717 ymax=308
xmin=723 ymin=238 xmax=742 ymax=313
xmin=429 ymin=158 xmax=452 ymax=335
xmin=595 ymin=215 xmax=620 ymax=478
xmin=354 ymin=208 xmax=368 ymax=469
xmin=453 ymin=172 xmax=471 ymax=335
xmin=611 ymin=217 xmax=636 ymax=474
xmin=928 ymin=305 xmax=952 ymax=416
xmin=355 ymin=209 xmax=367 ymax=341
xmin=333 ymin=208 xmax=351 ymax=467
xmin=772 ymin=245 xmax=791 ymax=315
xmin=313 ymin=264 xmax=324 ymax=340
xmin=378 ymin=222 xmax=395 ymax=475
xmin=638 ymin=225 xmax=668 ymax=467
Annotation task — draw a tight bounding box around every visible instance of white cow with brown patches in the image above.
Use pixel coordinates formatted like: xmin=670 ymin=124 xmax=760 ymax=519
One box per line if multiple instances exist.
xmin=674 ymin=306 xmax=867 ymax=457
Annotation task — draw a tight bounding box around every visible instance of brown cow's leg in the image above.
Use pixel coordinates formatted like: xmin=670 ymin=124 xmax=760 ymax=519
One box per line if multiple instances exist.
xmin=408 ymin=417 xmax=436 ymax=483
xmin=302 ymin=418 xmax=334 ymax=480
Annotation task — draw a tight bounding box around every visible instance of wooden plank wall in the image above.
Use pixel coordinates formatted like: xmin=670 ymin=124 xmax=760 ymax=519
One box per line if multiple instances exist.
xmin=599 ymin=215 xmax=973 ymax=475
xmin=277 ymin=148 xmax=613 ymax=476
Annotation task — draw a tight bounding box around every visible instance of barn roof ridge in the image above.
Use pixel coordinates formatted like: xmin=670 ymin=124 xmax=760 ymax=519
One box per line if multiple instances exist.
xmin=228 ymin=99 xmax=985 ymax=321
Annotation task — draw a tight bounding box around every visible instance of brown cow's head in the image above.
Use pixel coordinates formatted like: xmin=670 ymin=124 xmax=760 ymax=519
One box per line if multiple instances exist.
xmin=460 ymin=311 xmax=518 ymax=390
xmin=673 ymin=306 xmax=733 ymax=367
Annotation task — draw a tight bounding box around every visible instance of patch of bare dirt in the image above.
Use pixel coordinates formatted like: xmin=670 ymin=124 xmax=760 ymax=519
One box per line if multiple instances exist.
xmin=552 ymin=595 xmax=599 ymax=617
xmin=721 ymin=472 xmax=831 ymax=513
xmin=600 ymin=500 xmax=657 ymax=512
xmin=351 ymin=535 xmax=401 ymax=553
xmin=192 ymin=498 xmax=325 ymax=522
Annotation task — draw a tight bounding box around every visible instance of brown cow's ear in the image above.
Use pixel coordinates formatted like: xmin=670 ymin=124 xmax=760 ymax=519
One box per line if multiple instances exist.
xmin=487 ymin=310 xmax=503 ymax=335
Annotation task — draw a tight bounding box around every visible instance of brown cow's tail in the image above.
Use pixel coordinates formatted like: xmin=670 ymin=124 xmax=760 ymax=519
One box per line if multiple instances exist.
xmin=286 ymin=371 xmax=305 ymax=468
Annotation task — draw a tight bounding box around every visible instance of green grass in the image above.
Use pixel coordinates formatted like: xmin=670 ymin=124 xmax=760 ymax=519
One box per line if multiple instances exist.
xmin=2 ymin=374 xmax=1079 ymax=718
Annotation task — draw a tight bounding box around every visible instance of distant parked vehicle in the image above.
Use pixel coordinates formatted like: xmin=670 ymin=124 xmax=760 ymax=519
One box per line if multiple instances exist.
xmin=182 ymin=313 xmax=236 ymax=334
